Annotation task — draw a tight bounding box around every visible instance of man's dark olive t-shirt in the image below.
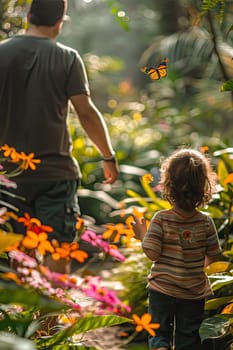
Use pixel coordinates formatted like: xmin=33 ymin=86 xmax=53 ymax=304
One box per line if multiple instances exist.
xmin=0 ymin=35 xmax=90 ymax=182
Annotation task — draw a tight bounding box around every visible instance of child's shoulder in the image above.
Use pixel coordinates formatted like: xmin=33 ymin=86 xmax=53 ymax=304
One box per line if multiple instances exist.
xmin=153 ymin=209 xmax=172 ymax=219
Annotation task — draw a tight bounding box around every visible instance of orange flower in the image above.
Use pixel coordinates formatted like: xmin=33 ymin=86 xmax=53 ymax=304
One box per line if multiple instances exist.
xmin=0 ymin=145 xmax=41 ymax=169
xmin=22 ymin=230 xmax=54 ymax=255
xmin=119 ymin=202 xmax=126 ymax=218
xmin=0 ymin=144 xmax=20 ymax=161
xmin=200 ymin=146 xmax=209 ymax=153
xmin=51 ymin=241 xmax=88 ymax=262
xmin=19 ymin=152 xmax=41 ymax=170
xmin=102 ymin=223 xmax=124 ymax=242
xmin=18 ymin=213 xmax=53 ymax=234
xmin=76 ymin=217 xmax=84 ymax=230
xmin=2 ymin=211 xmax=18 ymax=222
xmin=59 ymin=314 xmax=77 ymax=324
xmin=141 ymin=173 xmax=154 ymax=184
xmin=132 ymin=207 xmax=145 ymax=219
xmin=132 ymin=313 xmax=160 ymax=336
xmin=1 ymin=272 xmax=21 ymax=284
xmin=18 ymin=213 xmax=32 ymax=227
xmin=125 ymin=216 xmax=139 ymax=241
xmin=102 ymin=223 xmax=134 ymax=243
xmin=224 ymin=173 xmax=233 ymax=185
xmin=221 ymin=303 xmax=233 ymax=314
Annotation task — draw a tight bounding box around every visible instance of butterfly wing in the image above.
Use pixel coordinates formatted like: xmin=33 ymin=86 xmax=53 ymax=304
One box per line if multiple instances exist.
xmin=157 ymin=67 xmax=167 ymax=78
xmin=140 ymin=58 xmax=168 ymax=80
xmin=140 ymin=66 xmax=160 ymax=80
xmin=157 ymin=58 xmax=169 ymax=69
xmin=148 ymin=68 xmax=160 ymax=80
xmin=157 ymin=58 xmax=168 ymax=78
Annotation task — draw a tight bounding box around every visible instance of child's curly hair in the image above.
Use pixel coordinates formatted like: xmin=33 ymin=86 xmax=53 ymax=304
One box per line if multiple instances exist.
xmin=159 ymin=148 xmax=217 ymax=211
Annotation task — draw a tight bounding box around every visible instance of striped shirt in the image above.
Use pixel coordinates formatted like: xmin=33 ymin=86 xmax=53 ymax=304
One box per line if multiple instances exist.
xmin=142 ymin=209 xmax=221 ymax=299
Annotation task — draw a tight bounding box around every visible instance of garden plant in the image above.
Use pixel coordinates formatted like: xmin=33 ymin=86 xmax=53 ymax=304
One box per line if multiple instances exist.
xmin=0 ymin=0 xmax=233 ymax=349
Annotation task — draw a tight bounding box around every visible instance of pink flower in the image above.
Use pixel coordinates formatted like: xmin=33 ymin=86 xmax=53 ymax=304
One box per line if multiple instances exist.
xmin=83 ymin=283 xmax=131 ymax=313
xmin=0 ymin=207 xmax=7 ymax=224
xmin=0 ymin=174 xmax=17 ymax=188
xmin=82 ymin=230 xmax=125 ymax=262
xmin=82 ymin=230 xmax=99 ymax=245
xmin=9 ymin=250 xmax=38 ymax=268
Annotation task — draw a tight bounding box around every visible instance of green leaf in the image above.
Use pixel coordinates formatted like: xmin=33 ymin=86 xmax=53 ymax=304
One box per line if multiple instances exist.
xmin=201 ymin=0 xmax=225 ymax=22
xmin=205 ymin=296 xmax=233 ymax=311
xmin=209 ymin=275 xmax=233 ymax=292
xmin=126 ymin=189 xmax=150 ymax=208
xmin=226 ymin=24 xmax=233 ymax=38
xmin=0 ymin=332 xmax=36 ymax=350
xmin=217 ymin=159 xmax=229 ymax=187
xmin=199 ymin=314 xmax=233 ymax=342
xmin=204 ymin=205 xmax=224 ymax=218
xmin=0 ymin=313 xmax=36 ymax=337
xmin=213 ymin=148 xmax=233 ymax=157
xmin=104 ymin=0 xmax=130 ymax=31
xmin=35 ymin=315 xmax=131 ymax=348
xmin=221 ymin=79 xmax=233 ymax=92
xmin=52 ymin=346 xmax=98 ymax=350
xmin=0 ymin=281 xmax=68 ymax=313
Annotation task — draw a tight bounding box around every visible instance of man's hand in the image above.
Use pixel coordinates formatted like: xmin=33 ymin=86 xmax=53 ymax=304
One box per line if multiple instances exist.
xmin=103 ymin=160 xmax=119 ymax=184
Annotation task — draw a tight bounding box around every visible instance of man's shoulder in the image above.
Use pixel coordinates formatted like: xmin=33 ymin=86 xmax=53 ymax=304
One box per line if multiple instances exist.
xmin=56 ymin=41 xmax=78 ymax=55
xmin=0 ymin=37 xmax=15 ymax=47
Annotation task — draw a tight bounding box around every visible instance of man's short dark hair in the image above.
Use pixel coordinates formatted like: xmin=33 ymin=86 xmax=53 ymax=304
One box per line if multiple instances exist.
xmin=29 ymin=0 xmax=67 ymax=27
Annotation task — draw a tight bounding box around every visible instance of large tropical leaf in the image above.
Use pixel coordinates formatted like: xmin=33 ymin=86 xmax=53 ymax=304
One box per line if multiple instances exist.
xmin=0 ymin=331 xmax=36 ymax=350
xmin=35 ymin=315 xmax=131 ymax=348
xmin=0 ymin=230 xmax=23 ymax=253
xmin=217 ymin=159 xmax=229 ymax=187
xmin=0 ymin=308 xmax=39 ymax=337
xmin=199 ymin=314 xmax=233 ymax=342
xmin=205 ymin=296 xmax=233 ymax=311
xmin=205 ymin=261 xmax=233 ymax=275
xmin=139 ymin=29 xmax=214 ymax=76
xmin=209 ymin=275 xmax=233 ymax=292
xmin=0 ymin=280 xmax=69 ymax=313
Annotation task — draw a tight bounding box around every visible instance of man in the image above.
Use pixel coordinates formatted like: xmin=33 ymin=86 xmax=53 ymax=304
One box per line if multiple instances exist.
xmin=0 ymin=0 xmax=119 ymax=272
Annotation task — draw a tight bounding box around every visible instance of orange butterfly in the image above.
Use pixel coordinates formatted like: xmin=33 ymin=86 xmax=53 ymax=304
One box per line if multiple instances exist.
xmin=140 ymin=58 xmax=168 ymax=80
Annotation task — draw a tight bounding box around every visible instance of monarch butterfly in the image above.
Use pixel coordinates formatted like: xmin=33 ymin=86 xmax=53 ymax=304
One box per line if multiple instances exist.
xmin=140 ymin=58 xmax=168 ymax=80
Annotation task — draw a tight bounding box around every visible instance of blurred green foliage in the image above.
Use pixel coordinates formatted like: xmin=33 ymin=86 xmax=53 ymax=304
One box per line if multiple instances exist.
xmin=0 ymin=1 xmax=233 ymax=347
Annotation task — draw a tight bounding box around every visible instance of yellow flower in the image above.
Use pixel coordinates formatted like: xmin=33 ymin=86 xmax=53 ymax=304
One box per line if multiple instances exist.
xmin=132 ymin=313 xmax=160 ymax=336
xmin=141 ymin=173 xmax=154 ymax=184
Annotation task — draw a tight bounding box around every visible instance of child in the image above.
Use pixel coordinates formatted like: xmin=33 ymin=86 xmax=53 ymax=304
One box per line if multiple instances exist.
xmin=132 ymin=148 xmax=221 ymax=350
